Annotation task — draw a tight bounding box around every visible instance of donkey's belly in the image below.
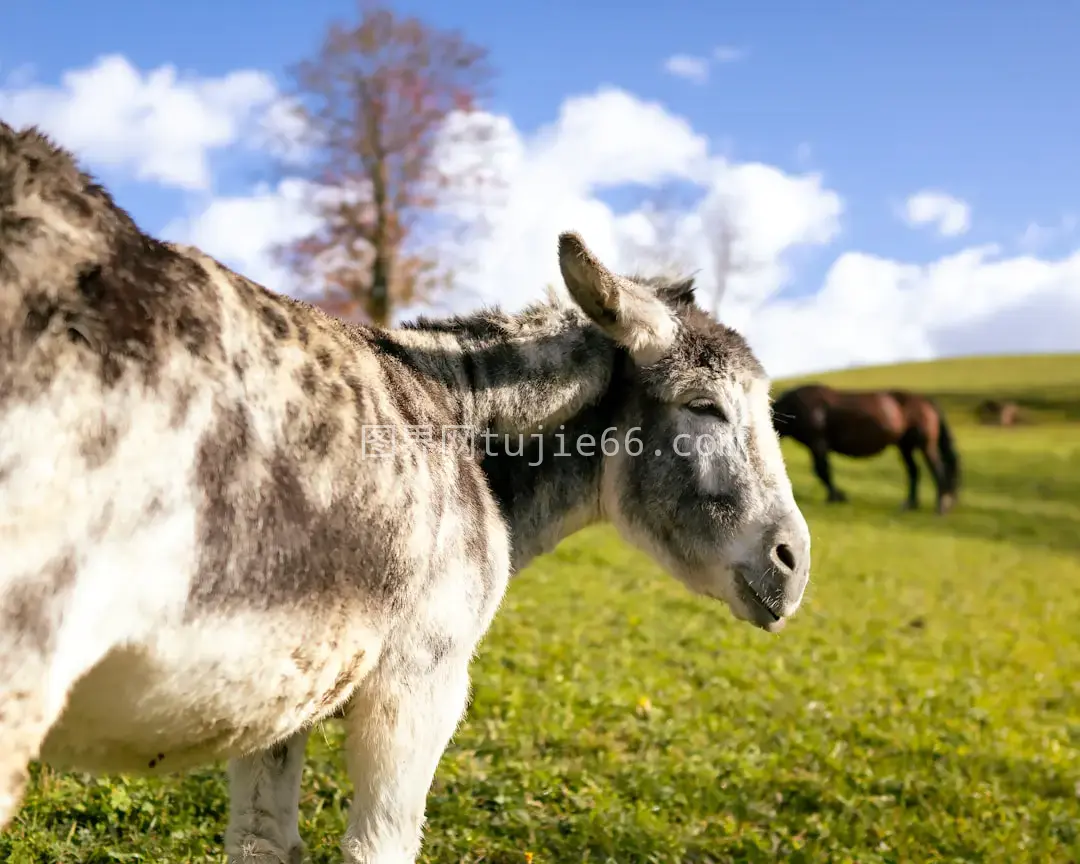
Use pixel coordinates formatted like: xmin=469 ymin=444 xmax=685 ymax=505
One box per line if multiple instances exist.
xmin=38 ymin=619 xmax=382 ymax=775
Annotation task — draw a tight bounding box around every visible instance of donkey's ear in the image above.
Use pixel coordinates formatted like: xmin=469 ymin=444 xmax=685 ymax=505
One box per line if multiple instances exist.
xmin=654 ymin=276 xmax=697 ymax=309
xmin=557 ymin=231 xmax=679 ymax=365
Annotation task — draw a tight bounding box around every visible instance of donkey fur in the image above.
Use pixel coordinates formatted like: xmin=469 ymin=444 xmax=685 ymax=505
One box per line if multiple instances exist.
xmin=0 ymin=121 xmax=811 ymax=863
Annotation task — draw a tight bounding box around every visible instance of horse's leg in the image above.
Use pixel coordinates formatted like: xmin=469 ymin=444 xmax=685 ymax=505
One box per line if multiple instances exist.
xmin=810 ymin=440 xmax=846 ymax=503
xmin=224 ymin=729 xmax=311 ymax=864
xmin=339 ymin=650 xmax=472 ymax=863
xmin=920 ymin=442 xmax=950 ymax=515
xmin=898 ymin=441 xmax=920 ymax=510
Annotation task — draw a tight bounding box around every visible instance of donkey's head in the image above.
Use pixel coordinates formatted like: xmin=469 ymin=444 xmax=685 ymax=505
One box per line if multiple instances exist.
xmin=557 ymin=231 xmax=811 ymax=632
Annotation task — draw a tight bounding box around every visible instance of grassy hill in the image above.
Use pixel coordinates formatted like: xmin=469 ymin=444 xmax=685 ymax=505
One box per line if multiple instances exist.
xmin=776 ymin=351 xmax=1080 ymax=424
xmin=4 ymin=353 xmax=1080 ymax=863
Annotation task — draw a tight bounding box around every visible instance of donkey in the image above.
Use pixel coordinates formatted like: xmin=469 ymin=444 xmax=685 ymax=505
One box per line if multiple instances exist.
xmin=0 ymin=121 xmax=811 ymax=863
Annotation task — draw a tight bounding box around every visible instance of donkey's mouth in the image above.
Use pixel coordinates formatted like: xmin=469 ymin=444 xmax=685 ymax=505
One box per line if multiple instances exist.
xmin=731 ymin=569 xmax=785 ymax=632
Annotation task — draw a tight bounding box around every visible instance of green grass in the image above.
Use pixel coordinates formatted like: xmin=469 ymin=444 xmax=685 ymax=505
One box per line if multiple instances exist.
xmin=5 ymin=352 xmax=1080 ymax=863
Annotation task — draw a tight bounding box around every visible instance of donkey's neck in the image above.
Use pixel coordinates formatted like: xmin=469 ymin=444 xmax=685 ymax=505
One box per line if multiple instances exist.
xmin=479 ymin=361 xmax=626 ymax=572
xmin=384 ymin=300 xmax=616 ymax=434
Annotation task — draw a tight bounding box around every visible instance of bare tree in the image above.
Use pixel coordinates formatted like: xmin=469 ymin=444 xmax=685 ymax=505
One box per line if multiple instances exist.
xmin=617 ymin=182 xmax=697 ymax=280
xmin=700 ymin=193 xmax=763 ymax=317
xmin=270 ymin=0 xmax=502 ymax=326
xmin=618 ymin=182 xmax=766 ymax=317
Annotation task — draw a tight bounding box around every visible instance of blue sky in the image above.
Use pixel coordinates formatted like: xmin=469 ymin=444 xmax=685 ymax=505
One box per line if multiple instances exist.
xmin=6 ymin=0 xmax=1077 ymax=254
xmin=2 ymin=1 xmax=1078 ymax=373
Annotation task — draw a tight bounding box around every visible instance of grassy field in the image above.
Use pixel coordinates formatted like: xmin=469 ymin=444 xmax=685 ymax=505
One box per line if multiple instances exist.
xmin=4 ymin=352 xmax=1080 ymax=863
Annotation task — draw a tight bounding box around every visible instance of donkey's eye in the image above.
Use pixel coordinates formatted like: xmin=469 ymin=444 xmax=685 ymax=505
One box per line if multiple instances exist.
xmin=686 ymin=400 xmax=729 ymax=422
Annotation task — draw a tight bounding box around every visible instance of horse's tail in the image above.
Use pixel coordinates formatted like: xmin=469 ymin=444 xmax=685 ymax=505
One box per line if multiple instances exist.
xmin=933 ymin=402 xmax=961 ymax=497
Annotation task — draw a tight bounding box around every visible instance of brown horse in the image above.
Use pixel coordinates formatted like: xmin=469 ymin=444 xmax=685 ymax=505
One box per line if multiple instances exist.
xmin=771 ymin=383 xmax=961 ymax=514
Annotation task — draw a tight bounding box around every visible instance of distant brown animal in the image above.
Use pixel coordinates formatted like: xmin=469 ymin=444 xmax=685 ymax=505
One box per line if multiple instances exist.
xmin=976 ymin=399 xmax=1021 ymax=426
xmin=771 ymin=384 xmax=961 ymax=514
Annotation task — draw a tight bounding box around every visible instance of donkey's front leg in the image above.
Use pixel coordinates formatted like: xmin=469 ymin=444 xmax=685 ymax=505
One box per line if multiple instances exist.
xmin=339 ymin=656 xmax=471 ymax=864
xmin=225 ymin=729 xmax=310 ymax=864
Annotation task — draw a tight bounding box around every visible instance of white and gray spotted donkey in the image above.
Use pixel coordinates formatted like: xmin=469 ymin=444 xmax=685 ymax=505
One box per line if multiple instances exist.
xmin=0 ymin=121 xmax=812 ymax=862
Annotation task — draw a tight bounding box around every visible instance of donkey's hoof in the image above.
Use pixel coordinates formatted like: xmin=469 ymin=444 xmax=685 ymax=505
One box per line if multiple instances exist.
xmin=226 ymin=836 xmax=293 ymax=864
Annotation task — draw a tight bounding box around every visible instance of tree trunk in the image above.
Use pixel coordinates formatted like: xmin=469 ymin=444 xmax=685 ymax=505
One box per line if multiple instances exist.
xmin=368 ymin=251 xmax=391 ymax=326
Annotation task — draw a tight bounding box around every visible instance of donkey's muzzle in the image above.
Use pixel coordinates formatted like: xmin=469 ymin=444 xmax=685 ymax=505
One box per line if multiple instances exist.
xmin=736 ymin=510 xmax=811 ymax=628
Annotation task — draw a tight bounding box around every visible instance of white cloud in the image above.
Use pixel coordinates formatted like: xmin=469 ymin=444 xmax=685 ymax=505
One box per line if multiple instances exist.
xmin=526 ymin=88 xmax=712 ymax=190
xmin=663 ymin=55 xmax=710 ymax=85
xmin=0 ymin=54 xmax=279 ymax=190
xmin=162 ymin=178 xmax=322 ymax=293
xmin=713 ymin=46 xmax=748 ymax=64
xmin=169 ymin=85 xmax=842 ymax=329
xmin=424 ymin=88 xmax=841 ymax=323
xmin=252 ymin=96 xmax=315 ymax=166
xmin=7 ymin=54 xmax=1077 ymax=378
xmin=744 ymin=245 xmax=1080 ymax=377
xmin=902 ymin=189 xmax=972 ymax=237
xmin=172 ymin=81 xmax=1077 ymax=377
xmin=663 ymin=46 xmax=747 ymax=85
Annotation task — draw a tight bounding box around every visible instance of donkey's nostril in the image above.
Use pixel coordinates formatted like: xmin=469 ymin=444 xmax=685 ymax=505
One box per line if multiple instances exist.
xmin=774 ymin=543 xmax=797 ymax=573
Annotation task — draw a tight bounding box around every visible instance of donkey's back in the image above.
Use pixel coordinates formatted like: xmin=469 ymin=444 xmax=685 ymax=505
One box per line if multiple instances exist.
xmin=0 ymin=121 xmax=509 ymax=840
